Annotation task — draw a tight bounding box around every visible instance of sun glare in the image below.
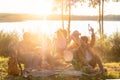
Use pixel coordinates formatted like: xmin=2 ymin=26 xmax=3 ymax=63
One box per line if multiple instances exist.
xmin=32 ymin=0 xmax=54 ymax=15
xmin=0 ymin=0 xmax=119 ymax=16
xmin=0 ymin=0 xmax=54 ymax=16
xmin=40 ymin=19 xmax=51 ymax=35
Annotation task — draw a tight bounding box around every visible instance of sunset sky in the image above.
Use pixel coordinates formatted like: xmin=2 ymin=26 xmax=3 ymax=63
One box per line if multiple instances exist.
xmin=0 ymin=0 xmax=119 ymax=15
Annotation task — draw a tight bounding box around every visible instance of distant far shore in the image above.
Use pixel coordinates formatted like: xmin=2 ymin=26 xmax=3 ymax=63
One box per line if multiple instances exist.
xmin=0 ymin=13 xmax=120 ymax=22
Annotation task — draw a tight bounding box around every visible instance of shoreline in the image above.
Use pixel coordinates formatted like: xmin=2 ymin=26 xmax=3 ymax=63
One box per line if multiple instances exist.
xmin=0 ymin=13 xmax=120 ymax=22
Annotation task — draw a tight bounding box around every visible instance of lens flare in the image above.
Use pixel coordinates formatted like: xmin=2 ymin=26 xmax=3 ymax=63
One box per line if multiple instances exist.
xmin=63 ymin=50 xmax=73 ymax=62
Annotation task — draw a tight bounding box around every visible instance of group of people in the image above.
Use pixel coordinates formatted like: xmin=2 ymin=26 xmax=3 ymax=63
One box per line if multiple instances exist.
xmin=8 ymin=26 xmax=105 ymax=76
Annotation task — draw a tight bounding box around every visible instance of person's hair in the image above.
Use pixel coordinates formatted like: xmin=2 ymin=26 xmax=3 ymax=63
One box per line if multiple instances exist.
xmin=56 ymin=29 xmax=67 ymax=38
xmin=72 ymin=30 xmax=80 ymax=37
xmin=81 ymin=36 xmax=88 ymax=43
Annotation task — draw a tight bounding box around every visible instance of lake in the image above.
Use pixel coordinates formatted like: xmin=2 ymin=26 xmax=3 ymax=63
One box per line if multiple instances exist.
xmin=0 ymin=20 xmax=120 ymax=37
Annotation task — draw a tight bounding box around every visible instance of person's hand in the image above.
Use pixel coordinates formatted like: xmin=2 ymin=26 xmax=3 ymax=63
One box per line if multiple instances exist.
xmin=89 ymin=27 xmax=94 ymax=33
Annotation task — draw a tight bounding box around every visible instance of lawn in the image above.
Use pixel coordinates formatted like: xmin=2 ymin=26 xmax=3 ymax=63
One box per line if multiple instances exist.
xmin=0 ymin=57 xmax=120 ymax=80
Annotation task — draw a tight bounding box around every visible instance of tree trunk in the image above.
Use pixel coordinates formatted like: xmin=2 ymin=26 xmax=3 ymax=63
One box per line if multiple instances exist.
xmin=68 ymin=0 xmax=71 ymax=37
xmin=99 ymin=0 xmax=101 ymax=37
xmin=61 ymin=0 xmax=64 ymax=29
xmin=101 ymin=0 xmax=104 ymax=35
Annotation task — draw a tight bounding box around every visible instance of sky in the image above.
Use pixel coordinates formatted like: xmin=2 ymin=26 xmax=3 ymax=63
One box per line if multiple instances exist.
xmin=0 ymin=0 xmax=120 ymax=15
xmin=0 ymin=0 xmax=54 ymax=15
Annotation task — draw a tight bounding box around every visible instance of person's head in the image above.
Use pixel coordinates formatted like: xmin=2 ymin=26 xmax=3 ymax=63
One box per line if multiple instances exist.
xmin=81 ymin=36 xmax=88 ymax=43
xmin=23 ymin=32 xmax=31 ymax=41
xmin=71 ymin=30 xmax=81 ymax=38
xmin=56 ymin=29 xmax=67 ymax=39
xmin=62 ymin=29 xmax=67 ymax=38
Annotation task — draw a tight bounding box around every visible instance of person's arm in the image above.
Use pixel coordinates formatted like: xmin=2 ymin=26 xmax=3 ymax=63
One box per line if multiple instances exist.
xmin=95 ymin=54 xmax=105 ymax=74
xmin=89 ymin=27 xmax=95 ymax=47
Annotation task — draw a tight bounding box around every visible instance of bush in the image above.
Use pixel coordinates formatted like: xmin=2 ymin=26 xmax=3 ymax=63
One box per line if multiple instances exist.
xmin=0 ymin=31 xmax=19 ymax=57
xmin=95 ymin=34 xmax=112 ymax=62
xmin=109 ymin=31 xmax=120 ymax=61
xmin=95 ymin=31 xmax=120 ymax=62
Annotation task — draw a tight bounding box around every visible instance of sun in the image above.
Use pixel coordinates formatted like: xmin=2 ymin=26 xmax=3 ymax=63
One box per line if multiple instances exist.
xmin=30 ymin=0 xmax=54 ymax=15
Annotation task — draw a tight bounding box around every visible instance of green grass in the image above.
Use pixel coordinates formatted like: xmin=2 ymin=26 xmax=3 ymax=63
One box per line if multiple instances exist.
xmin=0 ymin=57 xmax=120 ymax=80
xmin=0 ymin=57 xmax=8 ymax=78
xmin=104 ymin=62 xmax=120 ymax=79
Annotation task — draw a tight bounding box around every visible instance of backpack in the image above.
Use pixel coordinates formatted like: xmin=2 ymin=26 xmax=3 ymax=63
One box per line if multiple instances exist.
xmin=8 ymin=57 xmax=20 ymax=76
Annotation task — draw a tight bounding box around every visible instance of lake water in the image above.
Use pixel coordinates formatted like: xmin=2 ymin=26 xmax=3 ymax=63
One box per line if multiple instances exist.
xmin=0 ymin=20 xmax=120 ymax=37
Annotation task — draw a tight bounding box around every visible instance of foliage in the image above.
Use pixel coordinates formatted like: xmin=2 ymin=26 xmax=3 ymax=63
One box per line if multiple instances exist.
xmin=109 ymin=31 xmax=120 ymax=61
xmin=0 ymin=31 xmax=19 ymax=57
xmin=95 ymin=31 xmax=120 ymax=62
xmin=104 ymin=62 xmax=120 ymax=79
xmin=0 ymin=57 xmax=8 ymax=78
xmin=94 ymin=34 xmax=112 ymax=61
xmin=53 ymin=0 xmax=107 ymax=10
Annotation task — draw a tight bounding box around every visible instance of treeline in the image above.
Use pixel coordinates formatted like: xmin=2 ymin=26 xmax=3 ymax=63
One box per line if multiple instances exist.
xmin=0 ymin=13 xmax=120 ymax=22
xmin=46 ymin=14 xmax=120 ymax=21
xmin=0 ymin=13 xmax=43 ymax=22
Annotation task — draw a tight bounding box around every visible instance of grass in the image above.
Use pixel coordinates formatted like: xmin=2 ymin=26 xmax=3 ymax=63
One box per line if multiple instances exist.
xmin=104 ymin=62 xmax=120 ymax=79
xmin=0 ymin=57 xmax=8 ymax=78
xmin=0 ymin=57 xmax=120 ymax=80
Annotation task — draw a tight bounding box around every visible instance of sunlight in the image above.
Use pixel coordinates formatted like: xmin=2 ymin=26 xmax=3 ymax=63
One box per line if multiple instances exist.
xmin=71 ymin=3 xmax=98 ymax=16
xmin=71 ymin=2 xmax=120 ymax=16
xmin=0 ymin=0 xmax=119 ymax=16
xmin=0 ymin=0 xmax=54 ymax=15
xmin=40 ymin=18 xmax=53 ymax=36
xmin=31 ymin=0 xmax=54 ymax=15
xmin=63 ymin=50 xmax=73 ymax=62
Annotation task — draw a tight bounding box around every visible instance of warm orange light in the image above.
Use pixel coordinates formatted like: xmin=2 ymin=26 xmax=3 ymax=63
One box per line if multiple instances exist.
xmin=32 ymin=0 xmax=54 ymax=15
xmin=63 ymin=50 xmax=73 ymax=62
xmin=0 ymin=0 xmax=54 ymax=15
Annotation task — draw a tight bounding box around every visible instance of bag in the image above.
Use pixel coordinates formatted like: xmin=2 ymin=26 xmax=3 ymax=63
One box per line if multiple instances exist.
xmin=8 ymin=57 xmax=20 ymax=76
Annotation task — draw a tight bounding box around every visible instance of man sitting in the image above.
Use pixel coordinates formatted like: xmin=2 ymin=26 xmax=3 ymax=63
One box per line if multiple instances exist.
xmin=68 ymin=27 xmax=105 ymax=75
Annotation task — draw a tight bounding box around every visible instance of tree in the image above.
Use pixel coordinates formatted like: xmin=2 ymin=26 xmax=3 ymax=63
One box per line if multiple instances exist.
xmin=101 ymin=0 xmax=104 ymax=36
xmin=53 ymin=0 xmax=77 ymax=36
xmin=53 ymin=0 xmax=64 ymax=29
xmin=87 ymin=0 xmax=104 ymax=37
xmin=53 ymin=0 xmax=105 ymax=38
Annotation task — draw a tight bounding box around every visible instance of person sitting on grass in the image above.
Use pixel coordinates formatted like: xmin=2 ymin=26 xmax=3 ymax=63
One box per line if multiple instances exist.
xmin=68 ymin=27 xmax=105 ymax=75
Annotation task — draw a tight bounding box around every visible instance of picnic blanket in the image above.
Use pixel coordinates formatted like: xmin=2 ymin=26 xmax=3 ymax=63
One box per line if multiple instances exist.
xmin=23 ymin=69 xmax=102 ymax=77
